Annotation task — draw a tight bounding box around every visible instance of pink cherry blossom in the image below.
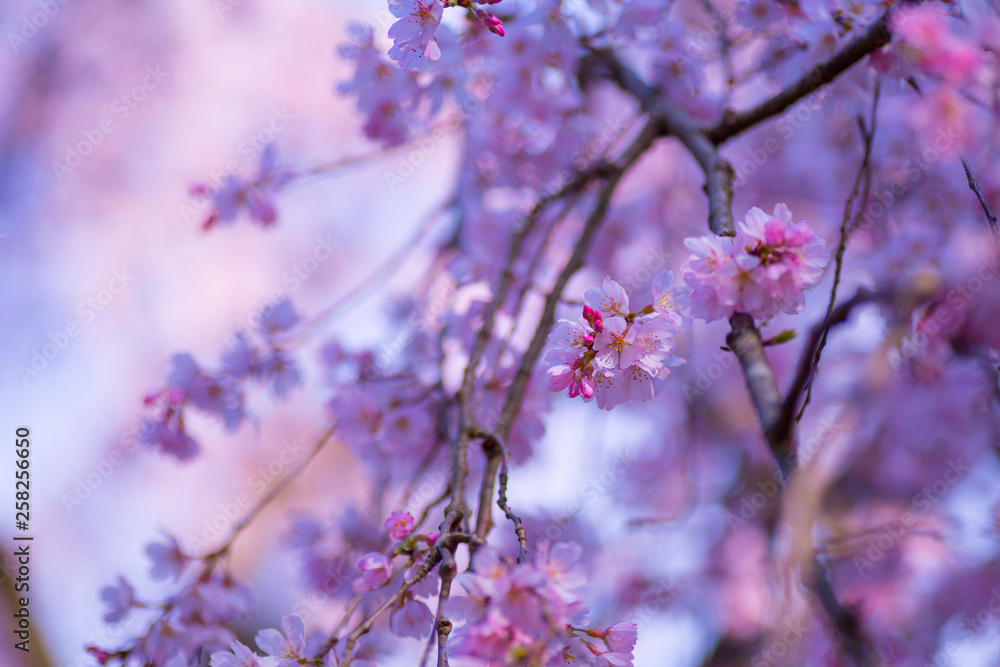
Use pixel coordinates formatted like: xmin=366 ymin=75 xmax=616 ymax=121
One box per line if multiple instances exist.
xmin=603 ymin=622 xmax=638 ymax=654
xmin=146 ymin=533 xmax=188 ymax=581
xmin=681 ymin=204 xmax=829 ymax=322
xmin=733 ymin=204 xmax=830 ymax=319
xmin=353 ymin=552 xmax=394 ymax=593
xmin=546 ymin=276 xmax=685 ymax=410
xmin=680 ymin=235 xmax=739 ymax=321
xmin=192 ymin=143 xmax=294 ymax=231
xmin=389 ymin=598 xmax=434 ymax=638
xmin=99 ymin=576 xmax=136 ymax=623
xmin=387 ymin=0 xmax=443 ymax=70
xmin=585 ymin=277 xmax=630 ymax=317
xmin=385 ymin=510 xmax=415 ymax=540
xmin=255 ymin=615 xmax=307 ymax=663
xmin=891 ymin=4 xmax=981 ymax=85
xmin=210 ymin=642 xmax=269 ymax=667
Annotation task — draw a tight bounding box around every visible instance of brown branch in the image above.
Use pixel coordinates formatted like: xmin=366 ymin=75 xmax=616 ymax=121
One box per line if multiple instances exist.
xmin=796 ymin=84 xmax=880 ymax=423
xmin=726 ymin=313 xmax=791 ymax=476
xmin=496 ymin=450 xmax=528 ymax=563
xmin=811 ymin=561 xmax=878 ymax=666
xmin=961 ymin=158 xmax=1000 ymax=252
xmin=471 ymin=429 xmax=504 ymax=550
xmin=204 ymin=424 xmax=336 ymax=562
xmin=705 ymin=10 xmax=894 ymax=144
xmin=496 ymin=119 xmax=659 ymax=442
xmin=434 ymin=543 xmax=457 ymax=667
xmin=470 ymin=428 xmax=528 ymax=562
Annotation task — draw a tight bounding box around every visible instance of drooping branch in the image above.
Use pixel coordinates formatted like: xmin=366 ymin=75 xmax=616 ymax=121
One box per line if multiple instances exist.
xmin=470 ymin=428 xmax=528 ymax=562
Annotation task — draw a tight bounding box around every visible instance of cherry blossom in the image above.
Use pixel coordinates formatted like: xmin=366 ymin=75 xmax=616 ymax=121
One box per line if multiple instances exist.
xmin=546 ymin=277 xmax=684 ymax=409
xmin=389 ymin=598 xmax=435 ymax=639
xmin=192 ymin=143 xmax=295 ymax=231
xmin=732 ymin=203 xmax=830 ymax=319
xmin=385 ymin=510 xmax=416 ymax=540
xmin=352 ymin=552 xmax=394 ymax=593
xmin=679 ymin=235 xmax=739 ymax=322
xmin=681 ymin=204 xmax=829 ymax=321
xmin=255 ymin=615 xmax=308 ymax=663
xmin=99 ymin=576 xmax=136 ymax=623
xmin=387 ymin=0 xmax=444 ymax=70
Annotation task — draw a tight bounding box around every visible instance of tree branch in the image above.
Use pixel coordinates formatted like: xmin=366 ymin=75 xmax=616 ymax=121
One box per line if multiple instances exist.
xmin=705 ymin=11 xmax=893 ymax=144
xmin=726 ymin=313 xmax=792 ymax=476
xmin=587 ymin=48 xmax=736 ymax=236
xmin=796 ymin=86 xmax=880 ymax=423
xmin=961 ymin=158 xmax=1000 ymax=252
xmin=774 ymin=289 xmax=881 ymax=455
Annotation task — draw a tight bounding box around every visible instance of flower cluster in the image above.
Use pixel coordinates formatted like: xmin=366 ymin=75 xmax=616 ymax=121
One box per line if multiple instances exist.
xmin=140 ymin=299 xmax=303 ymax=459
xmin=545 ymin=271 xmax=685 ymax=410
xmin=387 ymin=0 xmax=444 ymax=70
xmin=191 ymin=143 xmax=295 ymax=231
xmin=681 ymin=204 xmax=830 ymax=322
xmin=209 ymin=615 xmax=333 ymax=667
xmin=890 ymin=3 xmax=981 ymax=86
xmin=349 ymin=510 xmax=439 ymax=640
xmin=453 ymin=544 xmax=637 ymax=666
xmin=387 ymin=0 xmax=504 ymax=71
xmin=90 ymin=534 xmax=258 ymax=666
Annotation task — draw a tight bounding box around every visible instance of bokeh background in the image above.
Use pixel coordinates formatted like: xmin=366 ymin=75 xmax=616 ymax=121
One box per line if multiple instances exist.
xmin=0 ymin=1 xmax=463 ymax=664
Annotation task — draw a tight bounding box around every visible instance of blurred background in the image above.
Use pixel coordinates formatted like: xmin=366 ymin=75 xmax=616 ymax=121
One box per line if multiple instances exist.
xmin=0 ymin=1 xmax=461 ymax=664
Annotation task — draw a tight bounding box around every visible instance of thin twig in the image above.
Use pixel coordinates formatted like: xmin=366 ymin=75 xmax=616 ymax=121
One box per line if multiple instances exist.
xmin=497 ymin=450 xmax=528 ymax=563
xmin=796 ymin=83 xmax=880 ymax=423
xmin=469 ymin=428 xmax=528 ymax=562
xmin=961 ymin=158 xmax=1000 ymax=251
xmin=775 ymin=289 xmax=882 ymax=459
xmin=203 ymin=424 xmax=336 ymax=561
xmin=705 ymin=11 xmax=894 ymax=144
